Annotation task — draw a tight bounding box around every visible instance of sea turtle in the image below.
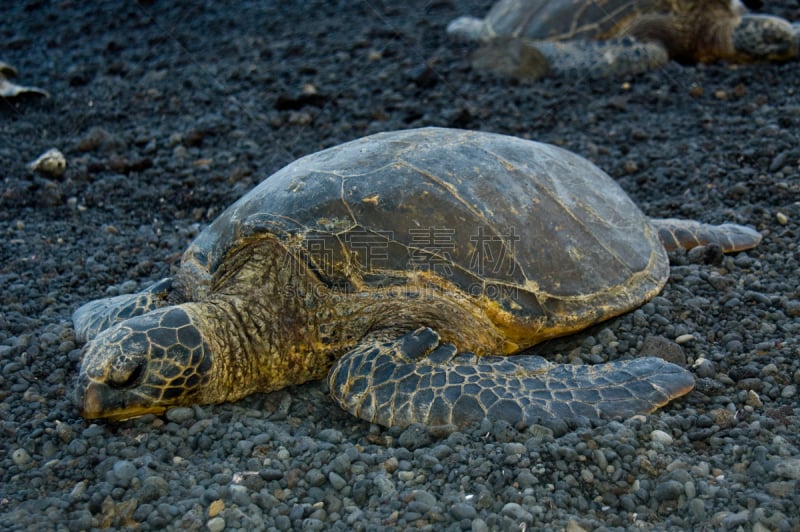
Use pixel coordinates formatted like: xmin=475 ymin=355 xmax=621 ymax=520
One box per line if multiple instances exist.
xmin=447 ymin=0 xmax=800 ymax=79
xmin=73 ymin=127 xmax=762 ymax=429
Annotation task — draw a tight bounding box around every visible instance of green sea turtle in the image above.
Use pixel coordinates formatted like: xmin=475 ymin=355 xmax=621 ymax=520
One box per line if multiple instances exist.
xmin=447 ymin=0 xmax=800 ymax=79
xmin=73 ymin=128 xmax=761 ymax=429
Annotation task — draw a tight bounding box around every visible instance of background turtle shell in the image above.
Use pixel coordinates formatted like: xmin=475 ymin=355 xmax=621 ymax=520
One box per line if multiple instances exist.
xmin=183 ymin=127 xmax=667 ymax=332
xmin=479 ymin=0 xmax=732 ymax=41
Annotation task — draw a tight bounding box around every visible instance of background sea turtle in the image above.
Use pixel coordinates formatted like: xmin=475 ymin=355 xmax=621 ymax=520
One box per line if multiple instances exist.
xmin=73 ymin=127 xmax=761 ymax=429
xmin=447 ymin=0 xmax=800 ymax=78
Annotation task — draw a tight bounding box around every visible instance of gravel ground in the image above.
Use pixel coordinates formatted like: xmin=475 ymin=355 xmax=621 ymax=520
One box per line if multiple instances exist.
xmin=2 ymin=1 xmax=799 ymax=530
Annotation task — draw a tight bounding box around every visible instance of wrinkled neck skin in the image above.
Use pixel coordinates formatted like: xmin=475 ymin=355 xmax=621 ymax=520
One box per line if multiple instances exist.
xmin=187 ymin=236 xmax=506 ymax=406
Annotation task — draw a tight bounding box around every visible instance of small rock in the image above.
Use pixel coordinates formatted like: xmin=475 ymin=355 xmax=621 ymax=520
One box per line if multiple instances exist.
xmin=721 ymin=510 xmax=750 ymax=528
xmin=450 ymin=502 xmax=477 ymax=520
xmin=140 ymin=475 xmax=169 ymax=503
xmin=207 ymin=516 xmax=225 ymax=532
xmin=689 ymin=498 xmax=706 ymax=519
xmin=112 ymin=460 xmax=137 ymax=486
xmin=651 ymin=430 xmax=673 ymax=445
xmin=317 ymin=428 xmax=343 ymax=443
xmin=11 ymin=448 xmax=31 ymax=466
xmin=746 ymin=390 xmax=762 ymax=408
xmin=229 ymin=484 xmax=251 ymax=506
xmin=780 ymin=385 xmax=796 ymax=398
xmin=29 ymin=148 xmax=66 ymax=178
xmin=774 ymin=458 xmax=800 ymax=480
xmin=694 ymin=358 xmax=716 ymax=378
xmin=208 ymin=499 xmax=224 ymax=517
xmin=411 ymin=489 xmax=437 ymax=507
xmin=165 ymin=407 xmax=195 ymax=423
xmin=398 ymin=424 xmax=431 ymax=449
xmin=328 ymin=472 xmax=347 ymax=491
xmin=500 ymin=502 xmax=532 ymax=523
xmin=654 ymin=480 xmax=684 ymax=501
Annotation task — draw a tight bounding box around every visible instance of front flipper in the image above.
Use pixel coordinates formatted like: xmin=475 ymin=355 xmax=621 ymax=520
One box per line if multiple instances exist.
xmin=328 ymin=327 xmax=695 ymax=429
xmin=731 ymin=15 xmax=798 ymax=62
xmin=73 ymin=278 xmax=173 ymax=343
xmin=469 ymin=37 xmax=669 ymax=80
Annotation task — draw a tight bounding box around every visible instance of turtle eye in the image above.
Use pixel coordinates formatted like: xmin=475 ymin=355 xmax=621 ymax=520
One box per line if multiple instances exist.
xmin=108 ymin=360 xmax=145 ymax=389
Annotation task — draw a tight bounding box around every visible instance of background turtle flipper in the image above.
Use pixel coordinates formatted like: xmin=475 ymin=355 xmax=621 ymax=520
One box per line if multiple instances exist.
xmin=327 ymin=327 xmax=695 ymax=429
xmin=72 ymin=278 xmax=173 ymax=343
xmin=651 ymin=218 xmax=762 ymax=253
xmin=470 ymin=37 xmax=668 ymax=80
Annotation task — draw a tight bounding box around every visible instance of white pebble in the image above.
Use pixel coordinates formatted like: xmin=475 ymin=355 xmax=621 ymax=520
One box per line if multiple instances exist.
xmin=11 ymin=448 xmax=31 ymax=466
xmin=28 ymin=148 xmax=66 ymax=178
xmin=651 ymin=430 xmax=673 ymax=445
xmin=207 ymin=516 xmax=225 ymax=532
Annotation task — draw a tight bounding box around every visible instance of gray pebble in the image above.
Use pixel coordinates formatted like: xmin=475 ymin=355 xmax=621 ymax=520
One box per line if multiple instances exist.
xmin=140 ymin=475 xmax=169 ymax=502
xmin=397 ymin=424 xmax=431 ymax=449
xmin=317 ymin=428 xmax=343 ymax=443
xmin=112 ymin=460 xmax=137 ymax=486
xmin=501 ymin=502 xmax=532 ymax=523
xmin=411 ymin=489 xmax=437 ymax=507
xmin=694 ymin=358 xmax=716 ymax=378
xmin=690 ymin=498 xmax=706 ymax=519
xmin=450 ymin=501 xmax=477 ymax=520
xmin=229 ymin=484 xmax=251 ymax=506
xmin=774 ymin=458 xmax=800 ymax=480
xmin=165 ymin=407 xmax=195 ymax=423
xmin=471 ymin=518 xmax=489 ymax=532
xmin=328 ymin=471 xmax=347 ymax=491
xmin=305 ymin=469 xmax=326 ymax=487
xmin=654 ymin=480 xmax=684 ymax=501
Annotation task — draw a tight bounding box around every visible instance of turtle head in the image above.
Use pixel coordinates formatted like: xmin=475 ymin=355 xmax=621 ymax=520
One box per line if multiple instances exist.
xmin=75 ymin=306 xmax=213 ymax=421
xmin=731 ymin=15 xmax=798 ymax=62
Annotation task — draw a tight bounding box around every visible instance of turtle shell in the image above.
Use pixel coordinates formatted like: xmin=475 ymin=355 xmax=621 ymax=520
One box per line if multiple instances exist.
xmin=478 ymin=0 xmax=733 ymax=42
xmin=182 ymin=127 xmax=667 ymax=342
xmin=479 ymin=0 xmax=651 ymax=41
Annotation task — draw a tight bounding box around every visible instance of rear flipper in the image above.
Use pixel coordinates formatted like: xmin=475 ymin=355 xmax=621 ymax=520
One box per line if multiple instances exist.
xmin=469 ymin=37 xmax=669 ymax=80
xmin=651 ymin=218 xmax=762 ymax=253
xmin=73 ymin=278 xmax=173 ymax=343
xmin=328 ymin=327 xmax=695 ymax=429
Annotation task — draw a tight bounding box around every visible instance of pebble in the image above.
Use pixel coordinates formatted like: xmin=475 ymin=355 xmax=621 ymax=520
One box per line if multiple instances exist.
xmin=450 ymin=502 xmax=477 ymax=520
xmin=165 ymin=407 xmax=195 ymax=423
xmin=694 ymin=357 xmax=716 ymax=378
xmin=328 ymin=471 xmax=347 ymax=491
xmin=112 ymin=460 xmax=137 ymax=486
xmin=500 ymin=503 xmax=532 ymax=524
xmin=654 ymin=480 xmax=684 ymax=501
xmin=650 ymin=430 xmax=673 ymax=445
xmin=11 ymin=448 xmax=31 ymax=466
xmin=774 ymin=458 xmax=800 ymax=480
xmin=207 ymin=516 xmax=225 ymax=532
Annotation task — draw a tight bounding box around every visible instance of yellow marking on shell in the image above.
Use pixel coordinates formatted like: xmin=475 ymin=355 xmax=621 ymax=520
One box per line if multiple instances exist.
xmin=362 ymin=194 xmax=379 ymax=205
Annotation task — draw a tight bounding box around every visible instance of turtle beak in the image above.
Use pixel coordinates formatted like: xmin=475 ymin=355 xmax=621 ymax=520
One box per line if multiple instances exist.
xmin=74 ymin=376 xmax=166 ymax=421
